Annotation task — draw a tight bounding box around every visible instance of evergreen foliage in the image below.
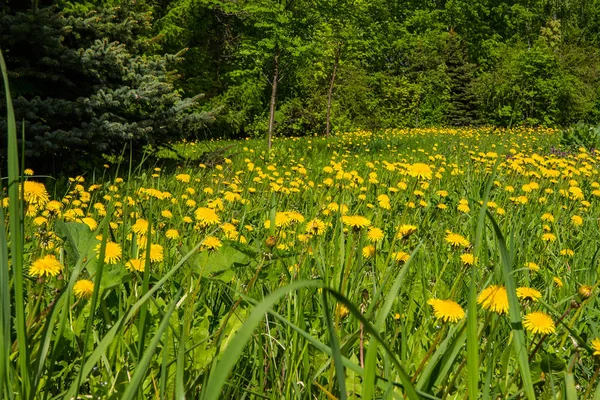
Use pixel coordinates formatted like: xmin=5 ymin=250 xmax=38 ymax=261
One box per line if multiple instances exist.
xmin=0 ymin=3 xmax=211 ymax=172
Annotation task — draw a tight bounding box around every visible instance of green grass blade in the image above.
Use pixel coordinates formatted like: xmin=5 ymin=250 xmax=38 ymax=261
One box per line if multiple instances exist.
xmin=486 ymin=211 xmax=535 ymax=400
xmin=202 ymin=280 xmax=322 ymax=400
xmin=121 ymin=289 xmax=180 ymax=400
xmin=321 ymin=290 xmax=347 ymax=399
xmin=63 ymin=236 xmax=209 ymax=399
xmin=0 ymin=49 xmax=30 ymax=399
xmin=565 ymin=371 xmax=577 ymax=400
xmin=0 ymin=177 xmax=12 ymax=399
xmin=363 ymin=243 xmax=422 ymax=400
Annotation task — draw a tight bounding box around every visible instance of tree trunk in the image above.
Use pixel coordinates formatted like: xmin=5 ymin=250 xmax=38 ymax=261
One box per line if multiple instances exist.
xmin=326 ymin=47 xmax=340 ymax=138
xmin=268 ymin=49 xmax=279 ymax=150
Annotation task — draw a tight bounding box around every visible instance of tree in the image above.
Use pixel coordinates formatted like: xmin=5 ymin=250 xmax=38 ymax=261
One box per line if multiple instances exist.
xmin=0 ymin=3 xmax=211 ymax=172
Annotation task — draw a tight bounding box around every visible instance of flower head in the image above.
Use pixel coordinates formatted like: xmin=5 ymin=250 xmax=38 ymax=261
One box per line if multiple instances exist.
xmin=367 ymin=227 xmax=384 ymax=243
xmin=201 ymin=236 xmax=222 ymax=251
xmin=445 ymin=232 xmax=470 ymax=248
xmin=23 ymin=181 xmax=49 ymax=206
xmin=73 ymin=279 xmax=94 ymax=299
xmin=30 ymin=254 xmax=63 ymax=277
xmin=523 ymin=311 xmax=555 ymax=335
xmin=477 ymin=285 xmax=509 ymax=315
xmin=341 ymin=215 xmax=371 ymax=230
xmin=94 ymin=242 xmax=122 ymax=264
xmin=592 ymin=338 xmax=600 ymax=356
xmin=428 ymin=298 xmax=465 ymax=323
xmin=195 ymin=207 xmax=221 ymax=227
xmin=516 ymin=287 xmax=542 ymax=302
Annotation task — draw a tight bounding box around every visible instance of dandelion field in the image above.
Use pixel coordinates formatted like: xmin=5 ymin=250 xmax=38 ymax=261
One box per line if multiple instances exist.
xmin=4 ymin=123 xmax=600 ymax=399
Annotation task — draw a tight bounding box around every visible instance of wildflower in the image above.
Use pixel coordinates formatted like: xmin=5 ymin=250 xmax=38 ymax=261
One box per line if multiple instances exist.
xmin=165 ymin=229 xmax=180 ymax=240
xmin=143 ymin=244 xmax=164 ymax=263
xmin=305 ymin=218 xmax=326 ymax=236
xmin=362 ymin=245 xmax=376 ymax=258
xmin=553 ymin=277 xmax=564 ymax=288
xmin=526 ymin=262 xmax=540 ymax=272
xmin=23 ymin=181 xmax=49 ymax=206
xmin=73 ymin=279 xmax=94 ymax=299
xmin=407 ymin=163 xmax=433 ymax=180
xmin=541 ymin=233 xmax=556 ymax=243
xmin=460 ymin=253 xmax=476 ymax=265
xmin=523 ymin=312 xmax=555 ymax=335
xmin=579 ymin=285 xmax=593 ymax=299
xmin=571 ymin=215 xmax=583 ymax=227
xmin=195 ymin=207 xmax=221 ymax=227
xmin=367 ymin=227 xmax=384 ymax=243
xmin=427 ymin=298 xmax=465 ymax=323
xmin=445 ymin=232 xmax=470 ymax=248
xmin=131 ymin=219 xmax=150 ymax=235
xmin=201 ymin=236 xmax=222 ymax=251
xmin=336 ymin=304 xmax=349 ymax=318
xmin=393 ymin=251 xmax=410 ymax=263
xmin=592 ymin=338 xmax=600 ymax=356
xmin=126 ymin=258 xmax=145 ymax=272
xmin=516 ymin=287 xmax=542 ymax=302
xmin=30 ymin=254 xmax=63 ymax=277
xmin=80 ymin=217 xmax=97 ymax=231
xmin=24 ymin=168 xmax=34 ymax=176
xmin=477 ymin=285 xmax=509 ymax=315
xmin=341 ymin=215 xmax=371 ymax=229
xmin=541 ymin=213 xmax=554 ymax=222
xmin=94 ymin=242 xmax=122 ymax=264
xmin=175 ymin=174 xmax=191 ymax=183
xmin=397 ymin=224 xmax=417 ymax=239
xmin=161 ymin=210 xmax=173 ymax=219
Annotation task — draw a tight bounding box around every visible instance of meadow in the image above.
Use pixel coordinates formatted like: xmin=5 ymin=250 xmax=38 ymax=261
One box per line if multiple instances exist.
xmin=3 ymin=125 xmax=600 ymax=399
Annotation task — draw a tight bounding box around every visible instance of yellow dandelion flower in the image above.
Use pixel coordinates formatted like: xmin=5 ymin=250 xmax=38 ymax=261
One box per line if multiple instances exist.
xmin=195 ymin=207 xmax=221 ymax=227
xmin=392 ymin=251 xmax=410 ymax=263
xmin=23 ymin=181 xmax=49 ymax=206
xmin=526 ymin=262 xmax=540 ymax=272
xmin=305 ymin=218 xmax=326 ymax=236
xmin=367 ymin=227 xmax=384 ymax=243
xmin=407 ymin=163 xmax=433 ymax=180
xmin=73 ymin=279 xmax=94 ymax=299
xmin=161 ymin=210 xmax=173 ymax=219
xmin=165 ymin=229 xmax=180 ymax=240
xmin=201 ymin=236 xmax=222 ymax=251
xmin=427 ymin=298 xmax=465 ymax=323
xmin=126 ymin=258 xmax=145 ymax=272
xmin=80 ymin=217 xmax=97 ymax=231
xmin=553 ymin=277 xmax=564 ymax=288
xmin=341 ymin=215 xmax=371 ymax=229
xmin=571 ymin=215 xmax=583 ymax=227
xmin=460 ymin=253 xmax=476 ymax=265
xmin=94 ymin=242 xmax=122 ymax=264
xmin=477 ymin=285 xmax=509 ymax=315
xmin=541 ymin=233 xmax=556 ymax=242
xmin=523 ymin=312 xmax=555 ymax=335
xmin=29 ymin=254 xmax=63 ymax=277
xmin=579 ymin=285 xmax=593 ymax=299
xmin=362 ymin=245 xmax=376 ymax=258
xmin=445 ymin=232 xmax=470 ymax=248
xmin=397 ymin=224 xmax=417 ymax=239
xmin=592 ymin=338 xmax=600 ymax=356
xmin=175 ymin=174 xmax=191 ymax=183
xmin=516 ymin=287 xmax=542 ymax=302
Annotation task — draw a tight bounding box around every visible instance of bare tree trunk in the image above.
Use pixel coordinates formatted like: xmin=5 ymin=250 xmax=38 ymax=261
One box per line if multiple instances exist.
xmin=326 ymin=47 xmax=340 ymax=138
xmin=268 ymin=49 xmax=279 ymax=151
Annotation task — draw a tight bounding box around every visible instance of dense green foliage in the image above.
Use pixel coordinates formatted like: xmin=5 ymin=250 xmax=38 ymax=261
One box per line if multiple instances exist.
xmin=4 ymin=0 xmax=600 ymax=167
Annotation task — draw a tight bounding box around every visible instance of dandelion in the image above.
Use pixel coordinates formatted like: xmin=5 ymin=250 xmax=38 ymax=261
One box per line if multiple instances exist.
xmin=516 ymin=287 xmax=542 ymax=302
xmin=392 ymin=251 xmax=410 ymax=263
xmin=407 ymin=163 xmax=433 ymax=180
xmin=553 ymin=277 xmax=564 ymax=288
xmin=305 ymin=218 xmax=326 ymax=235
xmin=165 ymin=229 xmax=180 ymax=240
xmin=341 ymin=215 xmax=371 ymax=229
xmin=201 ymin=236 xmax=222 ymax=251
xmin=571 ymin=215 xmax=583 ymax=227
xmin=175 ymin=174 xmax=191 ymax=183
xmin=362 ymin=245 xmax=376 ymax=258
xmin=523 ymin=312 xmax=555 ymax=335
xmin=195 ymin=207 xmax=221 ymax=227
xmin=336 ymin=303 xmax=349 ymax=318
xmin=23 ymin=181 xmax=50 ymax=206
xmin=367 ymin=227 xmax=384 ymax=243
xmin=579 ymin=285 xmax=593 ymax=298
xmin=126 ymin=258 xmax=145 ymax=272
xmin=477 ymin=285 xmax=509 ymax=315
xmin=73 ymin=280 xmax=94 ymax=299
xmin=142 ymin=244 xmax=164 ymax=263
xmin=541 ymin=233 xmax=556 ymax=242
xmin=592 ymin=338 xmax=600 ymax=356
xmin=526 ymin=262 xmax=540 ymax=272
xmin=30 ymin=254 xmax=63 ymax=277
xmin=427 ymin=298 xmax=465 ymax=323
xmin=460 ymin=253 xmax=476 ymax=265
xmin=445 ymin=232 xmax=470 ymax=248
xmin=94 ymin=242 xmax=122 ymax=264
xmin=397 ymin=224 xmax=417 ymax=238
xmin=80 ymin=217 xmax=97 ymax=231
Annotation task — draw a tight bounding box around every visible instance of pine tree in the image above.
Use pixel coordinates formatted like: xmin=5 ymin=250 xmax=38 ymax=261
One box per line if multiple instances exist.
xmin=444 ymin=30 xmax=479 ymax=126
xmin=0 ymin=3 xmax=212 ymax=172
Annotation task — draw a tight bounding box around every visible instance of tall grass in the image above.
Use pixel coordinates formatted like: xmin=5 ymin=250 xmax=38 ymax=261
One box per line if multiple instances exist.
xmin=2 ymin=50 xmax=600 ymax=399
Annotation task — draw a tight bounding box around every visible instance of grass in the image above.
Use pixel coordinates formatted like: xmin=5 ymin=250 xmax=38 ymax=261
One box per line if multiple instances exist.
xmin=3 ymin=52 xmax=600 ymax=398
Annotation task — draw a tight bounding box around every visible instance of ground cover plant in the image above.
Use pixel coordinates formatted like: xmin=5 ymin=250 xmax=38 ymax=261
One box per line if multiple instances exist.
xmin=2 ymin=118 xmax=600 ymax=399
